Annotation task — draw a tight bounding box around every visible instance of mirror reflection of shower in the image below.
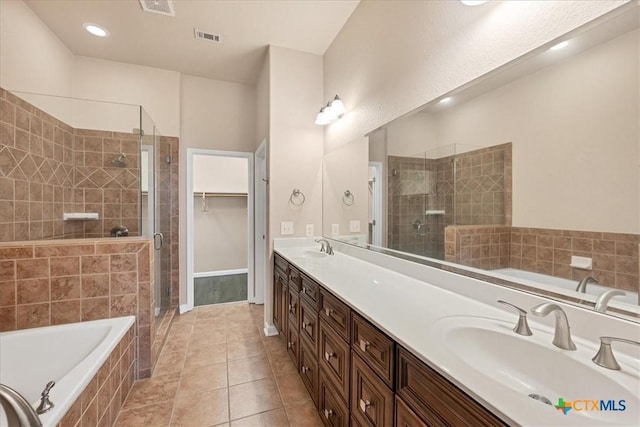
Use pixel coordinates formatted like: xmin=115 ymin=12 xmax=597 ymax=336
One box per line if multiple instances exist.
xmin=111 ymin=153 xmax=127 ymax=167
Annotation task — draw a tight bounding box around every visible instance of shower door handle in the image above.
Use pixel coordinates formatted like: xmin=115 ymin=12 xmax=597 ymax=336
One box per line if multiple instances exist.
xmin=153 ymin=232 xmax=164 ymax=250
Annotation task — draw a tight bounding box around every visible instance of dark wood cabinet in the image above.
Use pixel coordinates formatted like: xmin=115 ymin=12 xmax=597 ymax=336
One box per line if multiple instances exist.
xmin=396 ymin=347 xmax=507 ymax=427
xmin=274 ymin=254 xmax=507 ymax=427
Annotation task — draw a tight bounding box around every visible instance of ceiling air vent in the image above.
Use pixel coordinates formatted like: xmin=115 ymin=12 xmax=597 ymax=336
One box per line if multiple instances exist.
xmin=194 ymin=28 xmax=222 ymax=43
xmin=139 ymin=0 xmax=175 ymax=16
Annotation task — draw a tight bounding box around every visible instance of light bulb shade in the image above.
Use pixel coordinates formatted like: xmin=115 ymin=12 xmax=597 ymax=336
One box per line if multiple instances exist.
xmin=324 ymin=102 xmax=338 ymax=121
xmin=330 ymin=95 xmax=346 ymax=117
xmin=315 ymin=107 xmax=331 ymax=125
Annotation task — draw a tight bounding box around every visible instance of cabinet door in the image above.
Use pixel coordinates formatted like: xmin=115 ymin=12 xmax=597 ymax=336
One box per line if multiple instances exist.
xmin=318 ymin=370 xmax=349 ymax=427
xmin=286 ymin=321 xmax=300 ymax=368
xmin=396 ymin=396 xmax=428 ymax=427
xmin=273 ymin=269 xmax=287 ymax=335
xmin=320 ymin=288 xmax=351 ymax=341
xmin=300 ymin=300 xmax=319 ymax=354
xmin=300 ymin=273 xmax=321 ymax=311
xmin=351 ymin=352 xmax=394 ymax=427
xmin=287 ymin=286 xmax=300 ymax=330
xmin=300 ymin=339 xmax=319 ymax=405
xmin=319 ymin=320 xmax=350 ymax=403
xmin=352 ymin=313 xmax=395 ymax=388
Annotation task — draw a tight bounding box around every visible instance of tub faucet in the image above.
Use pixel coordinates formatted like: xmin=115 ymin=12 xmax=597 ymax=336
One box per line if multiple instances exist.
xmin=0 ymin=383 xmax=43 ymax=426
xmin=531 ymin=303 xmax=577 ymax=350
xmin=315 ymin=238 xmax=334 ymax=255
xmin=594 ymin=289 xmax=626 ymax=313
xmin=575 ymin=276 xmax=598 ymax=293
xmin=36 ymin=381 xmax=55 ymax=415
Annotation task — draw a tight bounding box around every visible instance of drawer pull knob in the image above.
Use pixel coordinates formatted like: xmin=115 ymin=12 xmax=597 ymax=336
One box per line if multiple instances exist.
xmin=288 ymin=304 xmax=292 ymax=311
xmin=359 ymin=399 xmax=372 ymax=412
xmin=324 ymin=308 xmax=334 ymax=316
xmin=324 ymin=351 xmax=335 ymax=361
xmin=323 ymin=409 xmax=333 ymax=419
xmin=287 ymin=341 xmax=293 ymax=349
xmin=301 ymin=366 xmax=309 ymax=373
xmin=301 ymin=287 xmax=306 ymax=294
xmin=359 ymin=340 xmax=370 ymax=352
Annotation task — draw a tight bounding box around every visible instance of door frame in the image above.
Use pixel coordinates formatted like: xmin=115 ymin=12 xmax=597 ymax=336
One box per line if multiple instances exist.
xmin=186 ymin=148 xmax=255 ymax=311
xmin=254 ymin=140 xmax=267 ymax=305
xmin=368 ymin=161 xmax=383 ymax=247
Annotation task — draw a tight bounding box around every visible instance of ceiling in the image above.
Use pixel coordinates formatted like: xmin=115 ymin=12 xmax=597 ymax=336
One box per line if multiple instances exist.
xmin=24 ymin=0 xmax=359 ymax=85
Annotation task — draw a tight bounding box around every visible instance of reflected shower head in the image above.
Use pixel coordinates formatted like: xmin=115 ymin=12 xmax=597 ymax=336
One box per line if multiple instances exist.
xmin=112 ymin=153 xmax=127 ymax=167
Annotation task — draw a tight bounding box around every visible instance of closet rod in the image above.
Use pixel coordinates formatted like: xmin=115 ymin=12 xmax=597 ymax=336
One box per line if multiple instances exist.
xmin=194 ymin=192 xmax=248 ymax=197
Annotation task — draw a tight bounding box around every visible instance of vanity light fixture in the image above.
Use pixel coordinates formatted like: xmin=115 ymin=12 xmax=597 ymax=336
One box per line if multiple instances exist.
xmin=315 ymin=95 xmax=346 ymax=126
xmin=549 ymin=41 xmax=569 ymax=51
xmin=461 ymin=0 xmax=488 ymax=6
xmin=83 ymin=23 xmax=109 ymax=37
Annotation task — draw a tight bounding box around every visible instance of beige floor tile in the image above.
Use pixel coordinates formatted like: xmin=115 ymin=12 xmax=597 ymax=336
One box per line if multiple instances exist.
xmin=262 ymin=336 xmax=285 ymax=354
xmin=275 ymin=373 xmax=311 ymax=406
xmin=121 ymin=373 xmax=180 ymax=411
xmin=185 ymin=342 xmax=227 ymax=367
xmin=230 ymin=408 xmax=289 ymax=427
xmin=227 ymin=337 xmax=266 ymax=361
xmin=191 ymin=328 xmax=227 ymax=347
xmin=171 ymin=388 xmax=229 ymax=427
xmin=228 ymin=378 xmax=283 ymax=421
xmin=114 ymin=402 xmax=173 ymax=427
xmin=162 ymin=334 xmax=191 ymax=354
xmin=197 ymin=305 xmax=227 ymax=319
xmin=178 ymin=362 xmax=228 ymax=396
xmin=284 ymin=400 xmax=323 ymax=427
xmin=226 ymin=325 xmax=261 ymax=342
xmin=228 ymin=355 xmax=273 ymax=386
xmin=172 ymin=311 xmax=197 ymax=324
xmin=168 ymin=322 xmax=195 ymax=336
xmin=154 ymin=350 xmax=187 ymax=377
xmin=267 ymin=350 xmax=297 ymax=375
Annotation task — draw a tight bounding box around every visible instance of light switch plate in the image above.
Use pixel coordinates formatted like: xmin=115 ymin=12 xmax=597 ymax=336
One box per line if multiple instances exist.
xmin=305 ymin=224 xmax=314 ymax=237
xmin=331 ymin=224 xmax=340 ymax=236
xmin=349 ymin=220 xmax=360 ymax=232
xmin=281 ymin=221 xmax=294 ymax=235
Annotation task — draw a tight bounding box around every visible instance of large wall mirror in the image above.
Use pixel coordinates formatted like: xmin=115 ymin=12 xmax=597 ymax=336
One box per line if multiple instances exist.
xmin=322 ymin=3 xmax=639 ymax=322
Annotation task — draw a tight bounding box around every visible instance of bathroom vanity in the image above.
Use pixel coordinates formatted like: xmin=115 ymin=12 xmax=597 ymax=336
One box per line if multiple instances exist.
xmin=273 ymin=239 xmax=640 ymax=427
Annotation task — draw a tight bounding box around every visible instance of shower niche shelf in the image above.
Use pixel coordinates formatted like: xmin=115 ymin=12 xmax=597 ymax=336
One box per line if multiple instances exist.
xmin=63 ymin=213 xmax=100 ymax=221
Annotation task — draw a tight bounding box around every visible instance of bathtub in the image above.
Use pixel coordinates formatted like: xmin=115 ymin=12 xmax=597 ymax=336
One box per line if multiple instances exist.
xmin=0 ymin=316 xmax=135 ymax=427
xmin=491 ymin=268 xmax=639 ymax=309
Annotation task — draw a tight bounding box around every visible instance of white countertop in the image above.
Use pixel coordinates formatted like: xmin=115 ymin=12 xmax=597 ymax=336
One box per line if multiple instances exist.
xmin=274 ymin=240 xmax=640 ymax=427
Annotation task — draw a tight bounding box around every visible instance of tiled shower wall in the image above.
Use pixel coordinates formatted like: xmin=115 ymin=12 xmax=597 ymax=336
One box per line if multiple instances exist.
xmin=0 ymin=238 xmax=159 ymax=378
xmin=445 ymin=225 xmax=640 ymax=295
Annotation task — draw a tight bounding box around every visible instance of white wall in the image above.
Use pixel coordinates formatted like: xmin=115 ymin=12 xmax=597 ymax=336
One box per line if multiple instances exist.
xmin=322 ymin=0 xmax=629 ymax=153
xmin=193 ymin=156 xmax=249 ymax=194
xmin=0 ymin=0 xmax=74 ymax=121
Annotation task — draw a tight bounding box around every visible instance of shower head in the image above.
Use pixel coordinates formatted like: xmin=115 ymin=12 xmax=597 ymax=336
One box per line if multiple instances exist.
xmin=112 ymin=153 xmax=127 ymax=168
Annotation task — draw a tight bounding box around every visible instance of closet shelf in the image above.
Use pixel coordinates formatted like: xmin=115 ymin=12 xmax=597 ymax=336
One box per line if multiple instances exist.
xmin=194 ymin=192 xmax=248 ymax=197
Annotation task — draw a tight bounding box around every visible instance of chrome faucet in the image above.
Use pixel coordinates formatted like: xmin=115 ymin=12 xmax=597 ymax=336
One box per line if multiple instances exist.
xmin=36 ymin=381 xmax=55 ymax=415
xmin=0 ymin=383 xmax=43 ymax=426
xmin=592 ymin=336 xmax=640 ymax=370
xmin=497 ymin=300 xmax=532 ymax=336
xmin=531 ymin=303 xmax=577 ymax=350
xmin=575 ymin=276 xmax=598 ymax=293
xmin=315 ymin=238 xmax=334 ymax=255
xmin=594 ymin=289 xmax=626 ymax=313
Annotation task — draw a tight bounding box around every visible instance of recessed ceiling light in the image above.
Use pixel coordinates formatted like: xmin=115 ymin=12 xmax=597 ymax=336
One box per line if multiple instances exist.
xmin=439 ymin=97 xmax=452 ymax=104
xmin=83 ymin=23 xmax=109 ymax=37
xmin=549 ymin=41 xmax=569 ymax=51
xmin=461 ymin=0 xmax=489 ymax=6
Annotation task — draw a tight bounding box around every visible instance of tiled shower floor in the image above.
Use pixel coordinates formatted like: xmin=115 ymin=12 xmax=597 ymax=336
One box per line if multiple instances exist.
xmin=114 ymin=303 xmax=323 ymax=426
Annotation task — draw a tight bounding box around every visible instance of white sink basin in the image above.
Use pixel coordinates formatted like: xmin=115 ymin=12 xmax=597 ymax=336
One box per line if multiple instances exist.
xmin=431 ymin=316 xmax=640 ymax=425
xmin=298 ymin=250 xmax=328 ymax=259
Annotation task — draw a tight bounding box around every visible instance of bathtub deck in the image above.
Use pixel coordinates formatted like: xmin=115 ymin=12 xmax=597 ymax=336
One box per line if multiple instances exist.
xmin=114 ymin=303 xmax=322 ymax=426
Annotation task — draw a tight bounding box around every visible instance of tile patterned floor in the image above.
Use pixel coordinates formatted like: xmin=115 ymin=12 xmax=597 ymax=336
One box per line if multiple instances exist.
xmin=114 ymin=303 xmax=323 ymax=427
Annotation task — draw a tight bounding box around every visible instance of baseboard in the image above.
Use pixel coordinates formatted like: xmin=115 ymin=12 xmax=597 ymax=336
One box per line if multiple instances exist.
xmin=193 ymin=268 xmax=248 ymax=278
xmin=179 ymin=304 xmax=191 ymax=314
xmin=263 ymin=322 xmax=279 ymax=337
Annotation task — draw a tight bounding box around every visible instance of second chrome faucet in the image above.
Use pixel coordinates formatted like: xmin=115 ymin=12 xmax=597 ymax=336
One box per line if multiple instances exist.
xmin=531 ymin=303 xmax=577 ymax=351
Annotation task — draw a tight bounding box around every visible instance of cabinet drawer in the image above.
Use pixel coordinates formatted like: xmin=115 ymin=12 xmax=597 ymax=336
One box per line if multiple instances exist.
xmin=397 ymin=347 xmax=507 ymax=427
xmin=396 ymin=395 xmax=428 ymax=427
xmin=320 ymin=289 xmax=351 ymax=342
xmin=286 ymin=322 xmax=299 ymax=368
xmin=319 ymin=320 xmax=350 ymax=403
xmin=318 ymin=370 xmax=349 ymax=427
xmin=300 ymin=300 xmax=319 ymax=354
xmin=288 ymin=266 xmax=302 ymax=291
xmin=300 ymin=273 xmax=321 ymax=311
xmin=287 ymin=288 xmax=300 ymax=330
xmin=351 ymin=352 xmax=394 ymax=427
xmin=274 ymin=254 xmax=288 ymax=276
xmin=299 ymin=339 xmax=319 ymax=405
xmin=352 ymin=312 xmax=395 ymax=387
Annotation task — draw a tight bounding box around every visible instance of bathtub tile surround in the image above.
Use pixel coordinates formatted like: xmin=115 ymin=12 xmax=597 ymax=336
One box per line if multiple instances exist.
xmin=0 ymin=237 xmax=158 ymax=378
xmin=445 ymin=225 xmax=640 ymax=295
xmin=56 ymin=322 xmax=136 ymax=427
xmin=114 ymin=303 xmax=323 ymax=427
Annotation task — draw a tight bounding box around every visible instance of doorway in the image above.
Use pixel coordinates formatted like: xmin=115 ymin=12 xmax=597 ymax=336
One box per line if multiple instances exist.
xmin=186 ymin=149 xmax=254 ymax=310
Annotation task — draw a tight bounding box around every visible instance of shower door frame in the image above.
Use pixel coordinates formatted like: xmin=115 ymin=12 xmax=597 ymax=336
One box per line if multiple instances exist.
xmin=185 ymin=148 xmax=255 ymax=312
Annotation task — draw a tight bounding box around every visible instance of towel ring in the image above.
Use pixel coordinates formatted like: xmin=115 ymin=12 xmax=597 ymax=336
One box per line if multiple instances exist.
xmin=343 ymin=190 xmax=354 ymax=206
xmin=290 ymin=188 xmax=305 ymax=206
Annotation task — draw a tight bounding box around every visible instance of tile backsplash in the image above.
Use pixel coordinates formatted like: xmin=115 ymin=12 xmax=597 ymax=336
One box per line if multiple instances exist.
xmin=0 ymin=237 xmax=158 ymax=378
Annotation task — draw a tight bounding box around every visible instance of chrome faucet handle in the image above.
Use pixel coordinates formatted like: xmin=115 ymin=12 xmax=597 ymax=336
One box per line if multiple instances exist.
xmin=497 ymin=300 xmax=532 ymax=336
xmin=592 ymin=336 xmax=640 ymax=370
xmin=575 ymin=276 xmax=598 ymax=293
xmin=314 ymin=238 xmax=326 ymax=252
xmin=36 ymin=380 xmax=55 ymax=415
xmin=594 ymin=290 xmax=626 ymax=313
xmin=531 ymin=303 xmax=577 ymax=350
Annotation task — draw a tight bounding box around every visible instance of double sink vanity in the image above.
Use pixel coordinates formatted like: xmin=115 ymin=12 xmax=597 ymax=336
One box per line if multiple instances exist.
xmin=272 ymin=238 xmax=640 ymax=427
